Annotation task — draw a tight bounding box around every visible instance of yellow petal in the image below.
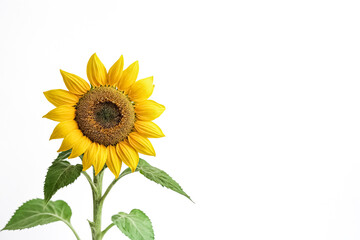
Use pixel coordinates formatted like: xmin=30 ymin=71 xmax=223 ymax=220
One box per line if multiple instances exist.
xmin=94 ymin=145 xmax=108 ymax=175
xmin=60 ymin=69 xmax=90 ymax=95
xmin=83 ymin=143 xmax=99 ymax=171
xmin=43 ymin=89 xmax=79 ymax=107
xmin=116 ymin=141 xmax=139 ymax=172
xmin=128 ymin=77 xmax=154 ymax=102
xmin=106 ymin=145 xmax=122 ymax=178
xmin=43 ymin=106 xmax=75 ymax=122
xmin=50 ymin=120 xmax=78 ymax=140
xmin=117 ymin=61 xmax=139 ymax=92
xmin=87 ymin=53 xmax=107 ymax=87
xmin=57 ymin=129 xmax=83 ymax=152
xmin=69 ymin=136 xmax=92 ymax=159
xmin=135 ymin=100 xmax=165 ymax=121
xmin=108 ymin=55 xmax=124 ymax=86
xmin=128 ymin=132 xmax=156 ymax=156
xmin=134 ymin=121 xmax=165 ymax=138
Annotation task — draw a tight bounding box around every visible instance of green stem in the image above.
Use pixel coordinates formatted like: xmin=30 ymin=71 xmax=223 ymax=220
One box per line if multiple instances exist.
xmin=82 ymin=171 xmax=98 ymax=195
xmin=101 ymin=178 xmax=117 ymax=203
xmin=87 ymin=168 xmax=133 ymax=239
xmin=101 ymin=169 xmax=133 ymax=203
xmin=92 ymin=169 xmax=105 ymax=240
xmin=101 ymin=223 xmax=115 ymax=238
xmin=64 ymin=221 xmax=81 ymax=240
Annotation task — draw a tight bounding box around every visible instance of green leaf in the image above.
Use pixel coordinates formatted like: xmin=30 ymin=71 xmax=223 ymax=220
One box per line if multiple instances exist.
xmin=54 ymin=149 xmax=72 ymax=162
xmin=112 ymin=209 xmax=154 ymax=240
xmin=44 ymin=159 xmax=83 ymax=202
xmin=137 ymin=159 xmax=192 ymax=201
xmin=2 ymin=199 xmax=72 ymax=231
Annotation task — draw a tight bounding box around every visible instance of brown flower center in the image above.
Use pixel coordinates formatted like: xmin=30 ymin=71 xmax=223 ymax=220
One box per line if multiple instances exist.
xmin=75 ymin=86 xmax=135 ymax=146
xmin=94 ymin=102 xmax=122 ymax=128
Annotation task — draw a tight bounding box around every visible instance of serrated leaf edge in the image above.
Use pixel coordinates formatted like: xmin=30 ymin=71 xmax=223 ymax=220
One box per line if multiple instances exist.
xmin=137 ymin=159 xmax=193 ymax=202
xmin=44 ymin=161 xmax=82 ymax=203
xmin=112 ymin=209 xmax=154 ymax=240
xmin=2 ymin=198 xmax=72 ymax=231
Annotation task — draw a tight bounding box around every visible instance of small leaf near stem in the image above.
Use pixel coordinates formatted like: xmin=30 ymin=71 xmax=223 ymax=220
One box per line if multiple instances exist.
xmin=44 ymin=150 xmax=83 ymax=203
xmin=44 ymin=160 xmax=83 ymax=203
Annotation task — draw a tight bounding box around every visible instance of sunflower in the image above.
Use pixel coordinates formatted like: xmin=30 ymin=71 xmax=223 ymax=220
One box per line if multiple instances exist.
xmin=43 ymin=53 xmax=165 ymax=178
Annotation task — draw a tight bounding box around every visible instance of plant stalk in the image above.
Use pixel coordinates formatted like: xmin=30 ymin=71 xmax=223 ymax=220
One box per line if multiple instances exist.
xmin=101 ymin=169 xmax=133 ymax=203
xmin=64 ymin=221 xmax=81 ymax=240
xmin=82 ymin=171 xmax=98 ymax=195
xmin=91 ymin=169 xmax=105 ymax=240
xmin=101 ymin=223 xmax=115 ymax=238
xmin=86 ymin=167 xmax=131 ymax=239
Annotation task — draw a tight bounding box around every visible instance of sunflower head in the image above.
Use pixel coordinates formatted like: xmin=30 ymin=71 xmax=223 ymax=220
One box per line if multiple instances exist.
xmin=43 ymin=53 xmax=165 ymax=178
xmin=75 ymin=86 xmax=136 ymax=146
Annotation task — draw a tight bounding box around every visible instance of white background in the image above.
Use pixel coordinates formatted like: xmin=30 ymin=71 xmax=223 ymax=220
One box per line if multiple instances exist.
xmin=0 ymin=0 xmax=360 ymax=239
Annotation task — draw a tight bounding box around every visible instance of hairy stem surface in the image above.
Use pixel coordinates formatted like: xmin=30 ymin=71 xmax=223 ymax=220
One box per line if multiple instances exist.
xmin=91 ymin=169 xmax=104 ymax=240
